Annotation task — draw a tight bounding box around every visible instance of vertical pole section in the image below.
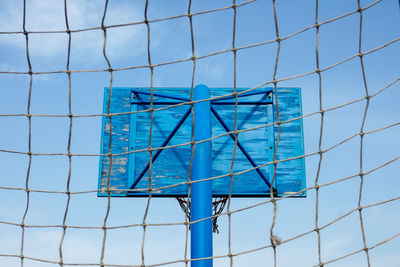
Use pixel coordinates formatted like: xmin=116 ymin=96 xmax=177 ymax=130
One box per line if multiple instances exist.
xmin=191 ymin=84 xmax=213 ymax=267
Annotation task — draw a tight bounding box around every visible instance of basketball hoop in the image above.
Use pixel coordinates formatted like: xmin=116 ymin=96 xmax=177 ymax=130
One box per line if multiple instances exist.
xmin=176 ymin=197 xmax=228 ymax=234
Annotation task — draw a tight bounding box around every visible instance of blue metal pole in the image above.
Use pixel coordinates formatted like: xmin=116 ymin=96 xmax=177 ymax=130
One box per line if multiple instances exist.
xmin=191 ymin=84 xmax=213 ymax=267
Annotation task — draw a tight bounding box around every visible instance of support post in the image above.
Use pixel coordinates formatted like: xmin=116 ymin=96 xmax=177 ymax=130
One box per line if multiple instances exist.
xmin=191 ymin=84 xmax=213 ymax=267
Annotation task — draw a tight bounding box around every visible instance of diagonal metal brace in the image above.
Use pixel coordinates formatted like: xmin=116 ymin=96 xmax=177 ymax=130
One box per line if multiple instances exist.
xmin=211 ymin=106 xmax=277 ymax=194
xmin=131 ymin=89 xmax=189 ymax=102
xmin=129 ymin=108 xmax=192 ymax=190
xmin=211 ymin=89 xmax=273 ymax=102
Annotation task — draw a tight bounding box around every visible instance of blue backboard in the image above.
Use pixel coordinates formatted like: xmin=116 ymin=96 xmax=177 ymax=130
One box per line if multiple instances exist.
xmin=98 ymin=87 xmax=305 ymax=197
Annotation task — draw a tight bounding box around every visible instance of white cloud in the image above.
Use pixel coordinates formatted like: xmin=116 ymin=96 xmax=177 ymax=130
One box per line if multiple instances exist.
xmin=0 ymin=0 xmax=147 ymax=66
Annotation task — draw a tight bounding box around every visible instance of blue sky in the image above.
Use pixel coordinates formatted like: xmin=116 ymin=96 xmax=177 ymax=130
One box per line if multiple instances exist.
xmin=0 ymin=0 xmax=399 ymax=266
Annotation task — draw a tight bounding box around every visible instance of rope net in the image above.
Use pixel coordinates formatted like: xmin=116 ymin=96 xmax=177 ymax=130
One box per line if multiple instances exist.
xmin=0 ymin=0 xmax=399 ymax=266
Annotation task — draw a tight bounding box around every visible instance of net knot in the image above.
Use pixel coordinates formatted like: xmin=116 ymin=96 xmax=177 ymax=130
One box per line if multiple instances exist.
xmin=276 ymin=37 xmax=281 ymax=43
xmin=315 ymin=23 xmax=320 ymax=29
xmin=270 ymin=235 xmax=282 ymax=246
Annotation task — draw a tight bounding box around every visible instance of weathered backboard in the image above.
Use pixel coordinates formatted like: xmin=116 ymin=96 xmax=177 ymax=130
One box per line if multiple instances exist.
xmin=98 ymin=87 xmax=305 ymax=197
